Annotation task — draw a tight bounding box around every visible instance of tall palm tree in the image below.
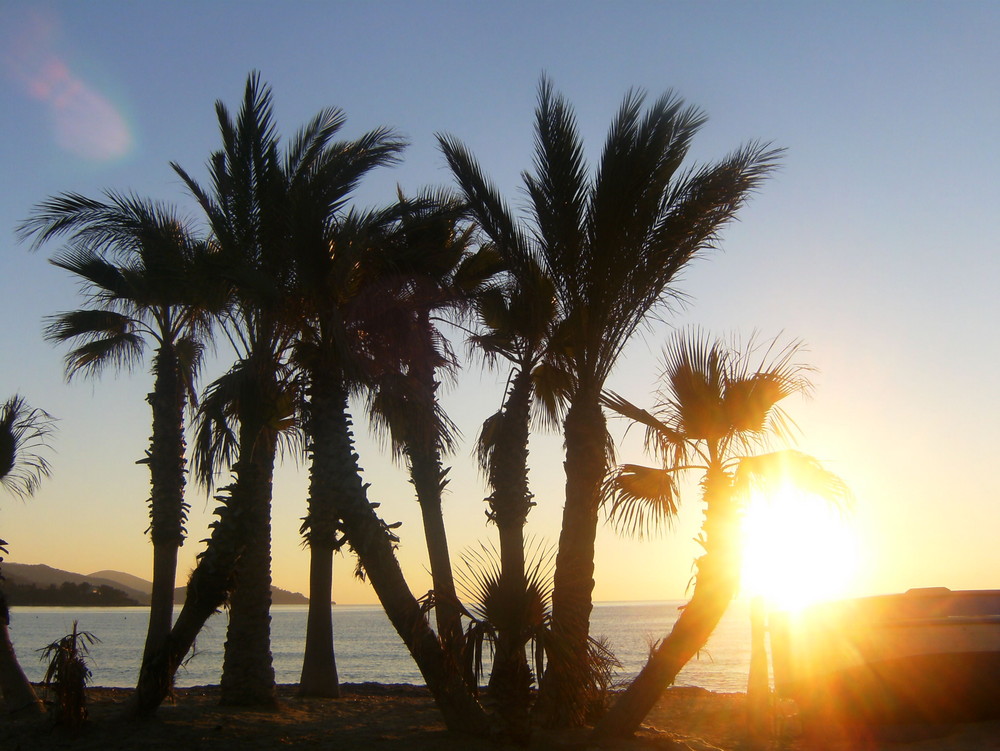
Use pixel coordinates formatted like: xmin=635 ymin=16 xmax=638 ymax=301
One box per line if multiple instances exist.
xmin=593 ymin=330 xmax=851 ymax=739
xmin=0 ymin=395 xmax=55 ymax=716
xmin=19 ymin=193 xmax=211 ymax=666
xmin=292 ymin=203 xmax=412 ymax=700
xmin=442 ymin=77 xmax=781 ymax=726
xmin=289 ymin=198 xmax=494 ymax=729
xmin=179 ymin=73 xmax=367 ymax=708
xmin=131 ymin=73 xmax=301 ymax=710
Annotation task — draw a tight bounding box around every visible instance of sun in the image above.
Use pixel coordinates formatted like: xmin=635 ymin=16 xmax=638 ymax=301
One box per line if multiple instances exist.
xmin=741 ymin=483 xmax=860 ymax=612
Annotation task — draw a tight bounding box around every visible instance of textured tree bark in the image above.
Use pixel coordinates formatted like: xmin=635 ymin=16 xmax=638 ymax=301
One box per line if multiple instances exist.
xmin=592 ymin=467 xmax=740 ymax=740
xmin=141 ymin=344 xmax=188 ymax=666
xmin=130 ymin=500 xmax=242 ymax=715
xmin=142 ymin=544 xmax=179 ymax=664
xmin=406 ymin=337 xmax=464 ymax=651
xmin=326 ymin=388 xmax=491 ymax=736
xmin=130 ymin=421 xmax=272 ymax=716
xmin=534 ymin=392 xmax=607 ymax=728
xmin=220 ymin=431 xmax=278 ymax=707
xmin=298 ymin=367 xmax=342 ymax=697
xmin=409 ymin=447 xmax=463 ymax=650
xmin=0 ymin=596 xmax=43 ymax=716
xmin=298 ymin=543 xmax=339 ymax=697
xmin=485 ymin=368 xmax=534 ymax=732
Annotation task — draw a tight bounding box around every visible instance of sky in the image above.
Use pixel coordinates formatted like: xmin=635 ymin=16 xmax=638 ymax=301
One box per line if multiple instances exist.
xmin=1 ymin=1 xmax=998 ymax=606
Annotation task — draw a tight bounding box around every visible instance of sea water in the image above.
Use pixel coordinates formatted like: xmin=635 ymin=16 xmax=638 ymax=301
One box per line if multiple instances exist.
xmin=8 ymin=600 xmax=752 ymax=692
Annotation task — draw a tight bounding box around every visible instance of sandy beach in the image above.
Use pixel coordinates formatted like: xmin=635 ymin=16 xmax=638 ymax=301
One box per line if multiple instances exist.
xmin=3 ymin=684 xmax=999 ymax=751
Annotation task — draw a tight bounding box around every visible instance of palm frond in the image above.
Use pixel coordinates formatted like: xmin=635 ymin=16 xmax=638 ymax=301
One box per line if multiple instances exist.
xmin=525 ymin=75 xmax=588 ymax=298
xmin=732 ymin=449 xmax=853 ymax=510
xmin=530 ymin=360 xmax=570 ymax=430
xmin=0 ymin=395 xmax=56 ymax=498
xmin=601 ymin=463 xmax=680 ymax=539
xmin=44 ymin=310 xmax=145 ymax=379
xmin=192 ymin=368 xmax=243 ymax=488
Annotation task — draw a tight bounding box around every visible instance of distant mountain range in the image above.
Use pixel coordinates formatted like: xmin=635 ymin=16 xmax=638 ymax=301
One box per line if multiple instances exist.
xmin=3 ymin=562 xmax=309 ymax=605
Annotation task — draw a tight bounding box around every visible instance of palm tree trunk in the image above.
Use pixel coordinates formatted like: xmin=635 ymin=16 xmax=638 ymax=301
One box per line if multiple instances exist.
xmin=489 ymin=368 xmax=533 ymax=593
xmin=220 ymin=428 xmax=278 ymax=707
xmin=407 ymin=338 xmax=463 ymax=651
xmin=485 ymin=368 xmax=533 ymax=726
xmin=130 ymin=423 xmax=269 ymax=715
xmin=130 ymin=502 xmax=241 ymax=714
xmin=141 ymin=345 xmax=188 ymax=665
xmin=409 ymin=446 xmax=463 ymax=650
xmin=592 ymin=466 xmax=741 ymax=740
xmin=535 ymin=391 xmax=607 ymax=728
xmin=0 ymin=595 xmax=43 ymax=716
xmin=299 ymin=543 xmax=339 ymax=696
xmin=299 ymin=364 xmax=342 ymax=698
xmin=326 ymin=387 xmax=491 ymax=735
xmin=142 ymin=544 xmax=179 ymax=664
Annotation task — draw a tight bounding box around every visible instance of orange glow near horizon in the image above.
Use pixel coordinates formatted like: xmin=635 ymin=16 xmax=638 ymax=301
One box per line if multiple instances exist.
xmin=741 ymin=484 xmax=860 ymax=612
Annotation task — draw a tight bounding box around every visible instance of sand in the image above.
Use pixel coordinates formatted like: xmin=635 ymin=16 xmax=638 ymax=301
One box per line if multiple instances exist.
xmin=2 ymin=684 xmax=999 ymax=750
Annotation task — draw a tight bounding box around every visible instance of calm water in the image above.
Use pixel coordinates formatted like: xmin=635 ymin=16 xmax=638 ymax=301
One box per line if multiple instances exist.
xmin=8 ymin=600 xmax=752 ymax=692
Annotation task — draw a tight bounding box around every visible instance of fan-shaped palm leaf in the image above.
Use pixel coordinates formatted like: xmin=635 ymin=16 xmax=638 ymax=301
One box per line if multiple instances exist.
xmin=0 ymin=396 xmax=56 ymax=499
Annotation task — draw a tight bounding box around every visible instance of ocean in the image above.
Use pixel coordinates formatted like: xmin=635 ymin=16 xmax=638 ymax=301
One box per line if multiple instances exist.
xmin=8 ymin=600 xmax=753 ymax=692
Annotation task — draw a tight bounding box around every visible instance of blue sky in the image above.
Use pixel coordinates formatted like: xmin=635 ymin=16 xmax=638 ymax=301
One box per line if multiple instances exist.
xmin=1 ymin=1 xmax=998 ymax=604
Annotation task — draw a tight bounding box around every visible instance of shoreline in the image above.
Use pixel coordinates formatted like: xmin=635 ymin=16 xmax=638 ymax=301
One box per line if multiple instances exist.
xmin=4 ymin=683 xmax=999 ymax=750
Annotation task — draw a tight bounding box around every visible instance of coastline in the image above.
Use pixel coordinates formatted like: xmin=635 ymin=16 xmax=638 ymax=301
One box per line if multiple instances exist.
xmin=3 ymin=683 xmax=999 ymax=751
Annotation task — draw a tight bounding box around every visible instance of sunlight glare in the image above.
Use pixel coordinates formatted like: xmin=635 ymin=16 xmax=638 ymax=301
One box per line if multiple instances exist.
xmin=741 ymin=484 xmax=859 ymax=612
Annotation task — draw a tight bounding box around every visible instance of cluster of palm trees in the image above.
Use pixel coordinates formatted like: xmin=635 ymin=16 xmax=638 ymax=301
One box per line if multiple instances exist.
xmin=5 ymin=72 xmax=846 ymax=740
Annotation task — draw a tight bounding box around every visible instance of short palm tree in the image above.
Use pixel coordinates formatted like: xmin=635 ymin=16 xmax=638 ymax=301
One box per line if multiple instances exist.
xmin=593 ymin=330 xmax=851 ymax=739
xmin=0 ymin=394 xmax=55 ymax=716
xmin=442 ymin=77 xmax=782 ymax=726
xmin=19 ymin=193 xmax=211 ymax=666
xmin=440 ymin=134 xmax=565 ymax=717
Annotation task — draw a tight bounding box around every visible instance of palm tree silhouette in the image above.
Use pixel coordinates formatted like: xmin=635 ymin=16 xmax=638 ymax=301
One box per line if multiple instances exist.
xmin=21 ymin=193 xmax=213 ymax=668
xmin=439 ymin=131 xmax=565 ymax=724
xmin=441 ymin=76 xmax=781 ymax=726
xmin=130 ymin=73 xmax=313 ymax=710
xmin=593 ymin=330 xmax=851 ymax=739
xmin=290 ymin=196 xmax=495 ymax=731
xmin=364 ymin=193 xmax=497 ymax=650
xmin=289 ymin=168 xmax=408 ymax=699
xmin=0 ymin=395 xmax=55 ymax=715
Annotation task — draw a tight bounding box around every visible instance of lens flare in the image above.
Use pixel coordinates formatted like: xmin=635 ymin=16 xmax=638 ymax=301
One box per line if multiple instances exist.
xmin=742 ymin=484 xmax=860 ymax=612
xmin=2 ymin=7 xmax=132 ymax=161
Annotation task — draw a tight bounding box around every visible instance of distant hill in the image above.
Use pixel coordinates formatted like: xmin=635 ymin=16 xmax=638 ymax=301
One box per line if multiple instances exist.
xmin=4 ymin=563 xmax=309 ymax=605
xmin=4 ymin=563 xmax=151 ymax=604
xmin=88 ymin=569 xmax=155 ymax=595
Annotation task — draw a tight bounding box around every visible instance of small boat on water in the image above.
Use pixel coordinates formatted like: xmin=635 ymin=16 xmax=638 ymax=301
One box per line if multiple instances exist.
xmin=769 ymin=588 xmax=1000 ymax=725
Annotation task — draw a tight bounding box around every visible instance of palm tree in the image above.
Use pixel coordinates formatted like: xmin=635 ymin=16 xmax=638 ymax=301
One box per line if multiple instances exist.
xmin=179 ymin=73 xmax=363 ymax=708
xmin=593 ymin=330 xmax=851 ymax=739
xmin=131 ymin=73 xmax=301 ymax=710
xmin=19 ymin=193 xmax=211 ymax=667
xmin=0 ymin=395 xmax=55 ymax=716
xmin=289 ymin=198 xmax=495 ymax=729
xmin=291 ymin=202 xmax=413 ymax=700
xmin=441 ymin=77 xmax=781 ymax=726
xmin=439 ymin=132 xmax=566 ymax=720
xmin=365 ymin=194 xmax=498 ymax=651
